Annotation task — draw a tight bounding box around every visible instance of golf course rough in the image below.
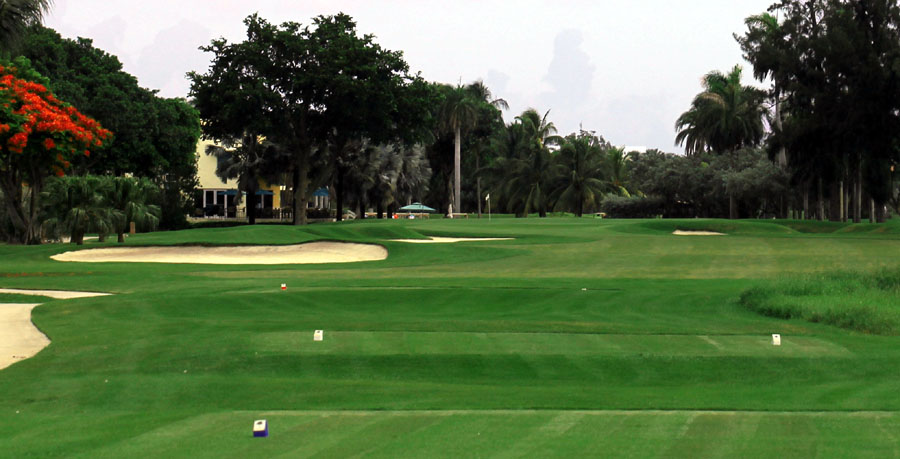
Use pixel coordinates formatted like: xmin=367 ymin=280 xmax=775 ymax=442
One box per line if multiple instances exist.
xmin=3 ymin=218 xmax=900 ymax=456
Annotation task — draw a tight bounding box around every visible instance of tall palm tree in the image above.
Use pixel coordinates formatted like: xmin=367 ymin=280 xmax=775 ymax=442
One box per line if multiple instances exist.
xmin=552 ymin=133 xmax=607 ymax=217
xmin=675 ymin=65 xmax=766 ymax=218
xmin=0 ymin=0 xmax=52 ymax=54
xmin=438 ymin=85 xmax=478 ymax=213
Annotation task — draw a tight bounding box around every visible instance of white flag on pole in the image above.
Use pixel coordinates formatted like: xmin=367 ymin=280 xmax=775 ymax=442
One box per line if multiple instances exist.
xmin=485 ymin=193 xmax=490 ymax=201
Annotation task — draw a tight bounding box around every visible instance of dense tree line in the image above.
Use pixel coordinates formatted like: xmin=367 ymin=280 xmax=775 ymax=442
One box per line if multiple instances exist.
xmin=735 ymin=0 xmax=900 ymax=222
xmin=7 ymin=2 xmax=900 ymax=242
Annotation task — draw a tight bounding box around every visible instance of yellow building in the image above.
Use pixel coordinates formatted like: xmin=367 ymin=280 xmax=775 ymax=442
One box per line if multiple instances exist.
xmin=195 ymin=139 xmax=284 ymax=218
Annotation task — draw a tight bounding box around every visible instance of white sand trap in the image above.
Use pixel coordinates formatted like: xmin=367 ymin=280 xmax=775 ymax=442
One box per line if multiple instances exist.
xmin=50 ymin=241 xmax=388 ymax=264
xmin=0 ymin=289 xmax=110 ymax=370
xmin=0 ymin=288 xmax=111 ymax=299
xmin=672 ymin=230 xmax=725 ymax=236
xmin=390 ymin=237 xmax=513 ymax=244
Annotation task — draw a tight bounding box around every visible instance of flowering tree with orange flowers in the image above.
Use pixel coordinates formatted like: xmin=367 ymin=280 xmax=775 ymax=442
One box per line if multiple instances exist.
xmin=0 ymin=58 xmax=112 ymax=244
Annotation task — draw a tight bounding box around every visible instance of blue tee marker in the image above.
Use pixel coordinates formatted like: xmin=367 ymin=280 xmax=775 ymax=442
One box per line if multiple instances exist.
xmin=253 ymin=419 xmax=268 ymax=437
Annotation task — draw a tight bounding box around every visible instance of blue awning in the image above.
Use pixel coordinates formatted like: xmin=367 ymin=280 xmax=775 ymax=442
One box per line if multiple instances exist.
xmin=216 ymin=189 xmax=239 ymax=196
xmin=313 ymin=187 xmax=330 ymax=197
xmin=255 ymin=190 xmax=274 ymax=196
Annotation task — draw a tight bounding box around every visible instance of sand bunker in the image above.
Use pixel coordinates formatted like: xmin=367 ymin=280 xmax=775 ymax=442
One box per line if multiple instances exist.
xmin=0 ymin=288 xmax=111 ymax=299
xmin=672 ymin=230 xmax=725 ymax=236
xmin=50 ymin=242 xmax=388 ymax=264
xmin=390 ymin=237 xmax=513 ymax=244
xmin=0 ymin=289 xmax=110 ymax=370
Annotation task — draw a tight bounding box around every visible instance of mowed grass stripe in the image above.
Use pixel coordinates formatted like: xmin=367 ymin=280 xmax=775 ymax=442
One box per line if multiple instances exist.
xmin=78 ymin=410 xmax=900 ymax=458
xmin=256 ymin=331 xmax=853 ymax=358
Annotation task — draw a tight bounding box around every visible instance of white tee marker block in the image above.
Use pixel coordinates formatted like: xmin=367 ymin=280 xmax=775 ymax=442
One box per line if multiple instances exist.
xmin=772 ymin=334 xmax=781 ymax=346
xmin=281 ymin=283 xmax=287 ymax=291
xmin=253 ymin=419 xmax=268 ymax=437
xmin=313 ymin=330 xmax=324 ymax=341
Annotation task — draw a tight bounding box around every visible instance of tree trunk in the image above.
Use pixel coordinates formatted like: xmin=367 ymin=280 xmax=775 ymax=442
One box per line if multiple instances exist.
xmin=73 ymin=228 xmax=84 ymax=245
xmin=247 ymin=188 xmax=258 ymax=225
xmin=25 ymin=180 xmax=42 ymax=244
xmin=838 ymin=181 xmax=845 ymax=222
xmin=854 ymin=165 xmax=862 ymax=223
xmin=292 ymin=147 xmax=311 ymax=226
xmin=376 ymin=202 xmax=384 ymax=219
xmin=870 ymin=198 xmax=876 ymax=224
xmin=358 ymin=196 xmax=365 ymax=219
xmin=454 ymin=127 xmax=461 ymax=213
xmin=729 ymin=193 xmax=736 ymax=219
xmin=117 ymin=232 xmax=125 ymax=243
xmin=802 ymin=187 xmax=809 ymax=220
xmin=817 ymin=177 xmax=825 ymax=221
xmin=335 ymin=168 xmax=345 ymax=222
xmin=844 ymin=183 xmax=849 ymax=222
xmin=476 ymin=155 xmax=482 ymax=218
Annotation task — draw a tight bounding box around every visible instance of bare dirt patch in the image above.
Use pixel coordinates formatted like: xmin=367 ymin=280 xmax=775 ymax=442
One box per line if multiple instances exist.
xmin=390 ymin=237 xmax=513 ymax=244
xmin=50 ymin=242 xmax=388 ymax=265
xmin=672 ymin=230 xmax=725 ymax=236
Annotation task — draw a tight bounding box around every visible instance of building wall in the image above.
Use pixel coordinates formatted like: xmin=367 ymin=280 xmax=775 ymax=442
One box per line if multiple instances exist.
xmin=196 ymin=139 xmax=231 ymax=189
xmin=195 ymin=139 xmax=284 ymax=213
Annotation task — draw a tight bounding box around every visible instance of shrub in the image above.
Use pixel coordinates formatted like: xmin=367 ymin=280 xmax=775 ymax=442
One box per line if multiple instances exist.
xmin=600 ymin=195 xmax=666 ymax=218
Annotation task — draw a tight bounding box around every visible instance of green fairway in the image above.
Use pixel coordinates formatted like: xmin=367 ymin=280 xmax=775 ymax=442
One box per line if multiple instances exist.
xmin=2 ymin=217 xmax=900 ymax=456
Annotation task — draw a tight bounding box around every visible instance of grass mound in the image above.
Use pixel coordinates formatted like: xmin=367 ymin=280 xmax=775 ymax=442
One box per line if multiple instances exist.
xmin=740 ymin=267 xmax=900 ymax=334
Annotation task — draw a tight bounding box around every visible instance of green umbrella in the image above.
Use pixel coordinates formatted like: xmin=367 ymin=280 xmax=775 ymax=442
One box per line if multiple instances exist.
xmin=399 ymin=202 xmax=436 ymax=212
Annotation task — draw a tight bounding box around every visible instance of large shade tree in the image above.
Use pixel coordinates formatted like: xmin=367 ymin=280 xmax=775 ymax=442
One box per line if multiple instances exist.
xmin=738 ymin=0 xmax=900 ymax=223
xmin=22 ymin=25 xmax=201 ymax=228
xmin=191 ymin=13 xmax=428 ymax=225
xmin=0 ymin=58 xmax=111 ymax=244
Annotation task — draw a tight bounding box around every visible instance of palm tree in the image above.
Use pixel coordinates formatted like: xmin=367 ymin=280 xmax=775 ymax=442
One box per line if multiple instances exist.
xmin=394 ymin=144 xmax=431 ymax=207
xmin=206 ymin=134 xmax=273 ymax=225
xmin=466 ymin=80 xmax=509 ymax=111
xmin=465 ymin=80 xmax=507 ymax=216
xmin=41 ymin=175 xmax=114 ymax=245
xmin=438 ymin=85 xmax=478 ymax=213
xmin=517 ymin=108 xmax=563 ymax=149
xmin=552 ymin=133 xmax=607 ymax=217
xmin=737 ymin=12 xmax=787 ymax=167
xmin=675 ymin=65 xmax=766 ymax=218
xmin=107 ymin=176 xmax=160 ymax=243
xmin=604 ymin=147 xmax=633 ymax=197
xmin=485 ymin=109 xmax=562 ymax=218
xmin=0 ymin=0 xmax=52 ymax=54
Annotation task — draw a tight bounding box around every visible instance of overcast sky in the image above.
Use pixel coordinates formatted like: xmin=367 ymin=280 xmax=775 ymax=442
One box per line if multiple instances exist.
xmin=45 ymin=0 xmax=775 ymax=153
